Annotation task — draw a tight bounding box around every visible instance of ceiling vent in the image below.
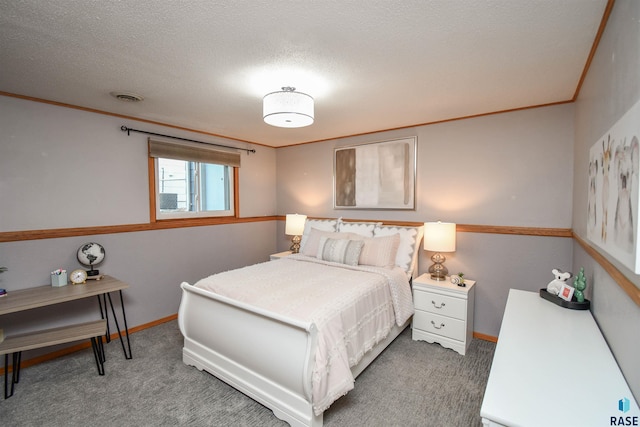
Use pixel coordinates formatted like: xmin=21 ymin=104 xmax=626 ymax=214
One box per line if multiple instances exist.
xmin=110 ymin=91 xmax=144 ymax=102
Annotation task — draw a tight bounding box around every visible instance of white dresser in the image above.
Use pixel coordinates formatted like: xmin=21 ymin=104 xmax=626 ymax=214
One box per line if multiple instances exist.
xmin=412 ymin=273 xmax=475 ymax=355
xmin=481 ymin=289 xmax=639 ymax=426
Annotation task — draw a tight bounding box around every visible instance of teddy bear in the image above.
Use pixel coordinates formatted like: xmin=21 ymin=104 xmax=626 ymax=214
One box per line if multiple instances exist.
xmin=546 ymin=268 xmax=572 ymax=296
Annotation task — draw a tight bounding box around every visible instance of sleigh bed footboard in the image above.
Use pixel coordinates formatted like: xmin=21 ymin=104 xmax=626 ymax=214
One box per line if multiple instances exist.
xmin=178 ymin=282 xmax=322 ymax=427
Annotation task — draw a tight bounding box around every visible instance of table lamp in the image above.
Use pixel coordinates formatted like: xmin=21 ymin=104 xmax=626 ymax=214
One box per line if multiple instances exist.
xmin=285 ymin=214 xmax=307 ymax=253
xmin=424 ymin=221 xmax=456 ymax=281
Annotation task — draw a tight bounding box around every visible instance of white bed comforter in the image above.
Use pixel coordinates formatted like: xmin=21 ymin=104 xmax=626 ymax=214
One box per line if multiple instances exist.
xmin=194 ymin=254 xmax=414 ymax=415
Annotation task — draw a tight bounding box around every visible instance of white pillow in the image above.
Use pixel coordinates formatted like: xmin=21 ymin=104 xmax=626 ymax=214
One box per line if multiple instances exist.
xmin=299 ymin=218 xmax=339 ymax=252
xmin=317 ymin=237 xmax=364 ymax=266
xmin=354 ymin=233 xmax=401 ymax=269
xmin=301 ymin=229 xmax=354 ymax=257
xmin=337 ymin=219 xmax=381 ymax=237
xmin=373 ymin=225 xmax=424 ymax=277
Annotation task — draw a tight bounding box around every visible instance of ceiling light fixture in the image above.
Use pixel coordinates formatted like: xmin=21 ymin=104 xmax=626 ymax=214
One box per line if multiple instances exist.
xmin=263 ymin=87 xmax=314 ymax=128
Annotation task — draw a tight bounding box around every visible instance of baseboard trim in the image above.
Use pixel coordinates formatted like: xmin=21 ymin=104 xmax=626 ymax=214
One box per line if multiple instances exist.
xmin=473 ymin=332 xmax=498 ymax=343
xmin=0 ymin=313 xmax=178 ymax=375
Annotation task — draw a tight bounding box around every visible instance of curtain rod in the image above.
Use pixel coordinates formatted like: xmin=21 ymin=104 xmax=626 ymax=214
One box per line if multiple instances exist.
xmin=120 ymin=126 xmax=256 ymax=154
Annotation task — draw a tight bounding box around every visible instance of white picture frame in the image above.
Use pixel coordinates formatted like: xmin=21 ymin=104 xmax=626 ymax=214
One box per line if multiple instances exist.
xmin=558 ymin=284 xmax=575 ymax=302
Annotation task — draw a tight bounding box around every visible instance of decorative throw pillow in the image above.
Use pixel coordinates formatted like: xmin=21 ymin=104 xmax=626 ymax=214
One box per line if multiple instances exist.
xmin=355 ymin=233 xmax=401 ymax=269
xmin=336 ymin=219 xmax=381 ymax=237
xmin=317 ymin=237 xmax=365 ymax=266
xmin=373 ymin=225 xmax=424 ymax=277
xmin=299 ymin=218 xmax=339 ymax=252
xmin=301 ymin=229 xmax=354 ymax=257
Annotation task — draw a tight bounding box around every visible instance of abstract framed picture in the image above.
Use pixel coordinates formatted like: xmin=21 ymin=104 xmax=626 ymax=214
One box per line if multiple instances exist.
xmin=334 ymin=137 xmax=416 ymax=210
xmin=587 ymin=99 xmax=640 ymax=273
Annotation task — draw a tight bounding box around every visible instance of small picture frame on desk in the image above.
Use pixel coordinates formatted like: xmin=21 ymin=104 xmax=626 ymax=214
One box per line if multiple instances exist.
xmin=558 ymin=284 xmax=575 ymax=302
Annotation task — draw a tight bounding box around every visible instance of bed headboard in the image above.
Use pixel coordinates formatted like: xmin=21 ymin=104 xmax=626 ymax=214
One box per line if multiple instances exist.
xmin=299 ymin=218 xmax=424 ymax=279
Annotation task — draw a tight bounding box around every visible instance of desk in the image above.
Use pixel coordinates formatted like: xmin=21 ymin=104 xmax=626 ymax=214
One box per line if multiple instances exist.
xmin=480 ymin=289 xmax=639 ymax=426
xmin=0 ymin=275 xmax=132 ymax=359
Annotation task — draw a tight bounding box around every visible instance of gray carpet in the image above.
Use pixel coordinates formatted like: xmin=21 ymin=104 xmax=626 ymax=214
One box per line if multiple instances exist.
xmin=1 ymin=320 xmax=495 ymax=426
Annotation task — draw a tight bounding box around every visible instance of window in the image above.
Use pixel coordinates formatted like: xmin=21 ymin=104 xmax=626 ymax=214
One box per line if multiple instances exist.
xmin=149 ymin=138 xmax=240 ymax=220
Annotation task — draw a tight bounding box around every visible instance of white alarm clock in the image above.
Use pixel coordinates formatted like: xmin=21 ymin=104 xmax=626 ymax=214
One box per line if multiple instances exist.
xmin=70 ymin=269 xmax=88 ymax=285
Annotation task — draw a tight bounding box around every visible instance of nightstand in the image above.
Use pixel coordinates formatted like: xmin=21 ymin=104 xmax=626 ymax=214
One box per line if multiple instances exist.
xmin=412 ymin=273 xmax=475 ymax=355
xmin=270 ymin=251 xmax=293 ymax=260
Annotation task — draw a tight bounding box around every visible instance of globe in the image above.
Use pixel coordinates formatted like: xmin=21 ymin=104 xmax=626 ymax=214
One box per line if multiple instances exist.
xmin=77 ymin=242 xmax=105 ymax=276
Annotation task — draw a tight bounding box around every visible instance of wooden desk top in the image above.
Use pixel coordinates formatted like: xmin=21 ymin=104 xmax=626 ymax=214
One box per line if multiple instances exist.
xmin=0 ymin=275 xmax=128 ymax=316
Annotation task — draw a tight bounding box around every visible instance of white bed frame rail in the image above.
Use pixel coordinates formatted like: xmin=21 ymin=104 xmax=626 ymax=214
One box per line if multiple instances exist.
xmin=178 ymin=282 xmax=323 ymax=427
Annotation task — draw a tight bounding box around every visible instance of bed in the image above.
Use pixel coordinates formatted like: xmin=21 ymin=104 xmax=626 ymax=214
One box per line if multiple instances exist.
xmin=178 ymin=219 xmax=424 ymax=427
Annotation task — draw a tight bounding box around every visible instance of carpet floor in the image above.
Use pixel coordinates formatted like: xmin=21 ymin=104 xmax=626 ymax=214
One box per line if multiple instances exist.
xmin=1 ymin=320 xmax=495 ymax=426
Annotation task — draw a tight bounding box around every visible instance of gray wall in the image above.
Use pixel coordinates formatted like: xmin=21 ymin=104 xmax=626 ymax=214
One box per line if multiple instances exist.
xmin=0 ymin=95 xmax=276 ymax=231
xmin=1 ymin=222 xmax=276 ymax=334
xmin=0 ymin=96 xmax=278 ymax=347
xmin=572 ymin=0 xmax=640 ymax=400
xmin=276 ymin=103 xmax=575 ymax=338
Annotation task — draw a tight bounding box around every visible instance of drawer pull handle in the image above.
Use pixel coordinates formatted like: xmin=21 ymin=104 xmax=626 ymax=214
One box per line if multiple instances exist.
xmin=431 ymin=320 xmax=445 ymax=329
xmin=431 ymin=300 xmax=445 ymax=309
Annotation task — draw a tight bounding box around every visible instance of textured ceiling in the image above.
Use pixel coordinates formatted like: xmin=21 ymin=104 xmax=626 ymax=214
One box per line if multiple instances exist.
xmin=0 ymin=1 xmax=609 ymax=147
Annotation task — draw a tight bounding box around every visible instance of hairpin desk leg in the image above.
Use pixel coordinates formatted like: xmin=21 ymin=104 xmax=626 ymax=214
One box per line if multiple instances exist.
xmin=96 ymin=290 xmax=132 ymax=359
xmin=106 ymin=291 xmax=132 ymax=359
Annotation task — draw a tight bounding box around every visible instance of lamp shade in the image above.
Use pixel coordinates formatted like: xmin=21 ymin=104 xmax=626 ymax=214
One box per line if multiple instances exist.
xmin=285 ymin=214 xmax=307 ymax=236
xmin=423 ymin=221 xmax=456 ymax=252
xmin=263 ymin=87 xmax=314 ymax=128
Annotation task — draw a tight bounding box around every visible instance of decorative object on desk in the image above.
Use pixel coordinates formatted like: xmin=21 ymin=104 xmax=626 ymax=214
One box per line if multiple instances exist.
xmin=424 ymin=221 xmax=456 ymax=281
xmin=557 ymin=283 xmax=575 ymax=302
xmin=0 ymin=288 xmax=6 ymax=297
xmin=539 ymin=287 xmax=591 ymax=310
xmin=285 ymin=214 xmax=307 ymax=254
xmin=50 ymin=269 xmax=68 ymax=287
xmin=77 ymin=242 xmax=105 ymax=276
xmin=451 ymin=272 xmax=466 ymax=287
xmin=70 ymin=269 xmax=88 ymax=285
xmin=573 ymin=267 xmax=587 ymax=303
xmin=546 ymin=268 xmax=572 ymax=295
xmin=540 ymin=268 xmax=590 ymax=310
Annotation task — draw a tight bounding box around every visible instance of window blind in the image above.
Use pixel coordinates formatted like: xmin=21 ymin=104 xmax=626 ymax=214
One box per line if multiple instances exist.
xmin=148 ymin=138 xmax=241 ymax=167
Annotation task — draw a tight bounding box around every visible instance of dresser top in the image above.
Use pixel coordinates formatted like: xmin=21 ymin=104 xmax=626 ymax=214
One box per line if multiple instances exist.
xmin=481 ymin=289 xmax=639 ymax=426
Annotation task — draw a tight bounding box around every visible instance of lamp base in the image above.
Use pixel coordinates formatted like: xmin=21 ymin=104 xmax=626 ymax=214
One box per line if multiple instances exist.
xmin=428 ymin=252 xmax=448 ymax=281
xmin=289 ymin=235 xmax=302 ymax=254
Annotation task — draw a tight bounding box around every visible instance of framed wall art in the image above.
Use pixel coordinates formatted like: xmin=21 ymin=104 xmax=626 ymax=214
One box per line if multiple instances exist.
xmin=587 ymin=98 xmax=640 ymax=273
xmin=334 ymin=137 xmax=416 ymax=210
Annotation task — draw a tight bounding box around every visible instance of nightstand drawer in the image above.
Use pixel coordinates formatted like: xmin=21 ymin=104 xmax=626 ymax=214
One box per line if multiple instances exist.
xmin=413 ymin=290 xmax=466 ymax=319
xmin=413 ymin=310 xmax=465 ymax=341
